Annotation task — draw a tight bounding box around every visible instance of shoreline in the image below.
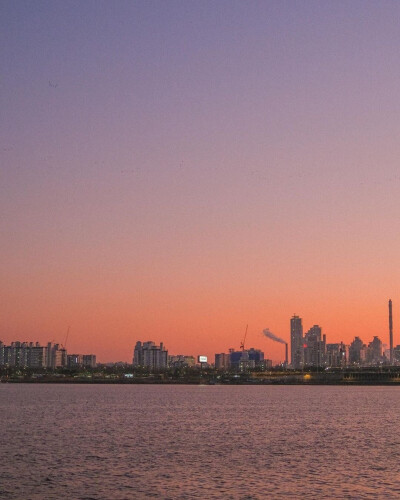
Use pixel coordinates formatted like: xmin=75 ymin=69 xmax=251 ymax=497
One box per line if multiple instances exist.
xmin=3 ymin=378 xmax=400 ymax=386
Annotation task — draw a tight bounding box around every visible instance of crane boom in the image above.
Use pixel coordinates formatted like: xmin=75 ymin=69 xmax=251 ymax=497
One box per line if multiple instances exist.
xmin=240 ymin=324 xmax=248 ymax=351
xmin=63 ymin=326 xmax=70 ymax=349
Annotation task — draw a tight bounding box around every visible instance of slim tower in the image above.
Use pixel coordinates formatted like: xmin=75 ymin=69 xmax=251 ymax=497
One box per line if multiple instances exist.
xmin=290 ymin=315 xmax=303 ymax=369
xmin=389 ymin=299 xmax=393 ymax=364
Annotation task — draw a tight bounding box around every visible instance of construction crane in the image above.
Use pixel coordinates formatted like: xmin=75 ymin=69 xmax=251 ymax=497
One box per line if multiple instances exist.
xmin=240 ymin=324 xmax=248 ymax=351
xmin=62 ymin=326 xmax=70 ymax=350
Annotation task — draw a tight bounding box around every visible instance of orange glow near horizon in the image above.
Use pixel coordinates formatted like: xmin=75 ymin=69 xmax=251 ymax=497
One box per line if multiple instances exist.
xmin=1 ymin=265 xmax=396 ymax=363
xmin=2 ymin=2 xmax=400 ymax=363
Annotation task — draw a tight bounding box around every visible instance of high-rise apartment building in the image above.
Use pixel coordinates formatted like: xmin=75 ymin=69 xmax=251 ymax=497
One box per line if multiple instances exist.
xmin=67 ymin=354 xmax=97 ymax=369
xmin=133 ymin=341 xmax=168 ymax=370
xmin=326 ymin=342 xmax=347 ymax=367
xmin=0 ymin=341 xmax=97 ymax=370
xmin=304 ymin=325 xmax=326 ymax=367
xmin=0 ymin=341 xmax=4 ymax=366
xmin=349 ymin=337 xmax=366 ymax=365
xmin=0 ymin=342 xmax=41 ymax=368
xmin=46 ymin=343 xmax=67 ymax=369
xmin=27 ymin=344 xmax=47 ymax=368
xmin=366 ymin=336 xmax=383 ymax=365
xmin=215 ymin=353 xmax=231 ymax=370
xmin=83 ymin=354 xmax=97 ymax=368
xmin=290 ymin=315 xmax=303 ymax=369
xmin=67 ymin=354 xmax=83 ymax=368
xmin=394 ymin=344 xmax=400 ymax=363
xmin=0 ymin=341 xmax=66 ymax=368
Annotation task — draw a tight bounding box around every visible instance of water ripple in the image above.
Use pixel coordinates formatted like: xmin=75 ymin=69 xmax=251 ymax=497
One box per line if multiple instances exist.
xmin=1 ymin=385 xmax=400 ymax=498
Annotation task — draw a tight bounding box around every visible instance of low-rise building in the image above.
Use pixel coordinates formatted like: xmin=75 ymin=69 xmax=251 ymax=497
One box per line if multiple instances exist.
xmin=229 ymin=348 xmax=264 ymax=371
xmin=168 ymin=355 xmax=195 ymax=368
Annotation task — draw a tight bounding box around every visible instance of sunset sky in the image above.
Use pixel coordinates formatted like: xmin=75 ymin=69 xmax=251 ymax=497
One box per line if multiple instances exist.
xmin=2 ymin=1 xmax=400 ymax=362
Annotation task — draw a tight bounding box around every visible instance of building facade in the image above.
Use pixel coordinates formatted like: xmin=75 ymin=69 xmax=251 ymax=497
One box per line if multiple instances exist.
xmin=133 ymin=341 xmax=168 ymax=370
xmin=366 ymin=336 xmax=383 ymax=365
xmin=303 ymin=325 xmax=326 ymax=367
xmin=0 ymin=341 xmax=55 ymax=368
xmin=229 ymin=348 xmax=264 ymax=371
xmin=326 ymin=342 xmax=347 ymax=367
xmin=349 ymin=337 xmax=366 ymax=365
xmin=83 ymin=354 xmax=97 ymax=368
xmin=290 ymin=315 xmax=304 ymax=369
xmin=215 ymin=353 xmax=231 ymax=370
xmin=168 ymin=355 xmax=195 ymax=368
xmin=0 ymin=341 xmax=96 ymax=369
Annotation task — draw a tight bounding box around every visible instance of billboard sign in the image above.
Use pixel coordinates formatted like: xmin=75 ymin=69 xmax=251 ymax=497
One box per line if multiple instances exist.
xmin=198 ymin=355 xmax=208 ymax=363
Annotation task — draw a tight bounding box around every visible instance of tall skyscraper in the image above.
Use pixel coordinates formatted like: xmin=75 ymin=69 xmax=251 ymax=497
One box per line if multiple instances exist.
xmin=389 ymin=299 xmax=393 ymax=364
xmin=290 ymin=315 xmax=303 ymax=369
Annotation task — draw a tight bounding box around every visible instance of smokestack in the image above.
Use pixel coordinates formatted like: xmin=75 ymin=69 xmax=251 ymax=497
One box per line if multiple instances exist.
xmin=285 ymin=343 xmax=288 ymax=365
xmin=389 ymin=299 xmax=393 ymax=364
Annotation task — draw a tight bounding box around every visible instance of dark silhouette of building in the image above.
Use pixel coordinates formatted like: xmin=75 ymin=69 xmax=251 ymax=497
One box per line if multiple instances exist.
xmin=133 ymin=341 xmax=168 ymax=370
xmin=326 ymin=342 xmax=347 ymax=367
xmin=349 ymin=337 xmax=366 ymax=365
xmin=215 ymin=353 xmax=230 ymax=370
xmin=304 ymin=325 xmax=326 ymax=367
xmin=229 ymin=348 xmax=264 ymax=371
xmin=389 ymin=299 xmax=394 ymax=364
xmin=366 ymin=336 xmax=383 ymax=365
xmin=290 ymin=315 xmax=303 ymax=369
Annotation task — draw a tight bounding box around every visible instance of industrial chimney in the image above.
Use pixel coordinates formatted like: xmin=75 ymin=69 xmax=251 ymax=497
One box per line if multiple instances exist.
xmin=389 ymin=299 xmax=393 ymax=364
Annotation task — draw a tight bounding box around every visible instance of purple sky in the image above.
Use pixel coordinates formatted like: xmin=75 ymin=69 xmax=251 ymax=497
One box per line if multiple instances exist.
xmin=2 ymin=1 xmax=400 ymax=361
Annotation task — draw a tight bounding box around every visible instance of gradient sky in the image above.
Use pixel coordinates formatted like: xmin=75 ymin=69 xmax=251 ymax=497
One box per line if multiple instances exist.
xmin=2 ymin=0 xmax=400 ymax=362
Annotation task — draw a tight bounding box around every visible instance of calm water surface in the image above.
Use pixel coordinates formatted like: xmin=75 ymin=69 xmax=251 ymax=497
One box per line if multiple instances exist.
xmin=1 ymin=384 xmax=399 ymax=499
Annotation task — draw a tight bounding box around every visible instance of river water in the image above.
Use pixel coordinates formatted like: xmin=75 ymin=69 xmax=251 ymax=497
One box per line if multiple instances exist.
xmin=1 ymin=384 xmax=399 ymax=499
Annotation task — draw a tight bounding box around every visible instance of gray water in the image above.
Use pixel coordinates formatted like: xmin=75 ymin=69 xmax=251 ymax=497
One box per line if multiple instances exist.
xmin=1 ymin=384 xmax=399 ymax=499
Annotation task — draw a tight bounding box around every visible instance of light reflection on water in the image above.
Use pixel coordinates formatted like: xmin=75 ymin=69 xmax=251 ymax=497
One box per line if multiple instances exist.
xmin=1 ymin=384 xmax=400 ymax=499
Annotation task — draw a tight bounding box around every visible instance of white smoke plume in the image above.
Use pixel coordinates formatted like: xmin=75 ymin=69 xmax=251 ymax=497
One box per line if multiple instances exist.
xmin=262 ymin=328 xmax=286 ymax=344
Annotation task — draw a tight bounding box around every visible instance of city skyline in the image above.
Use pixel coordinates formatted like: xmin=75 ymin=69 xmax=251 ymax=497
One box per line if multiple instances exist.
xmin=2 ymin=2 xmax=400 ymax=363
xmin=3 ymin=3 xmax=400 ymax=499
xmin=1 ymin=301 xmax=396 ymax=365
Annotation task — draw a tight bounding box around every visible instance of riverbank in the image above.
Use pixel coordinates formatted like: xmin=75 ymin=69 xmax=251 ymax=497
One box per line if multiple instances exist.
xmin=3 ymin=371 xmax=400 ymax=385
